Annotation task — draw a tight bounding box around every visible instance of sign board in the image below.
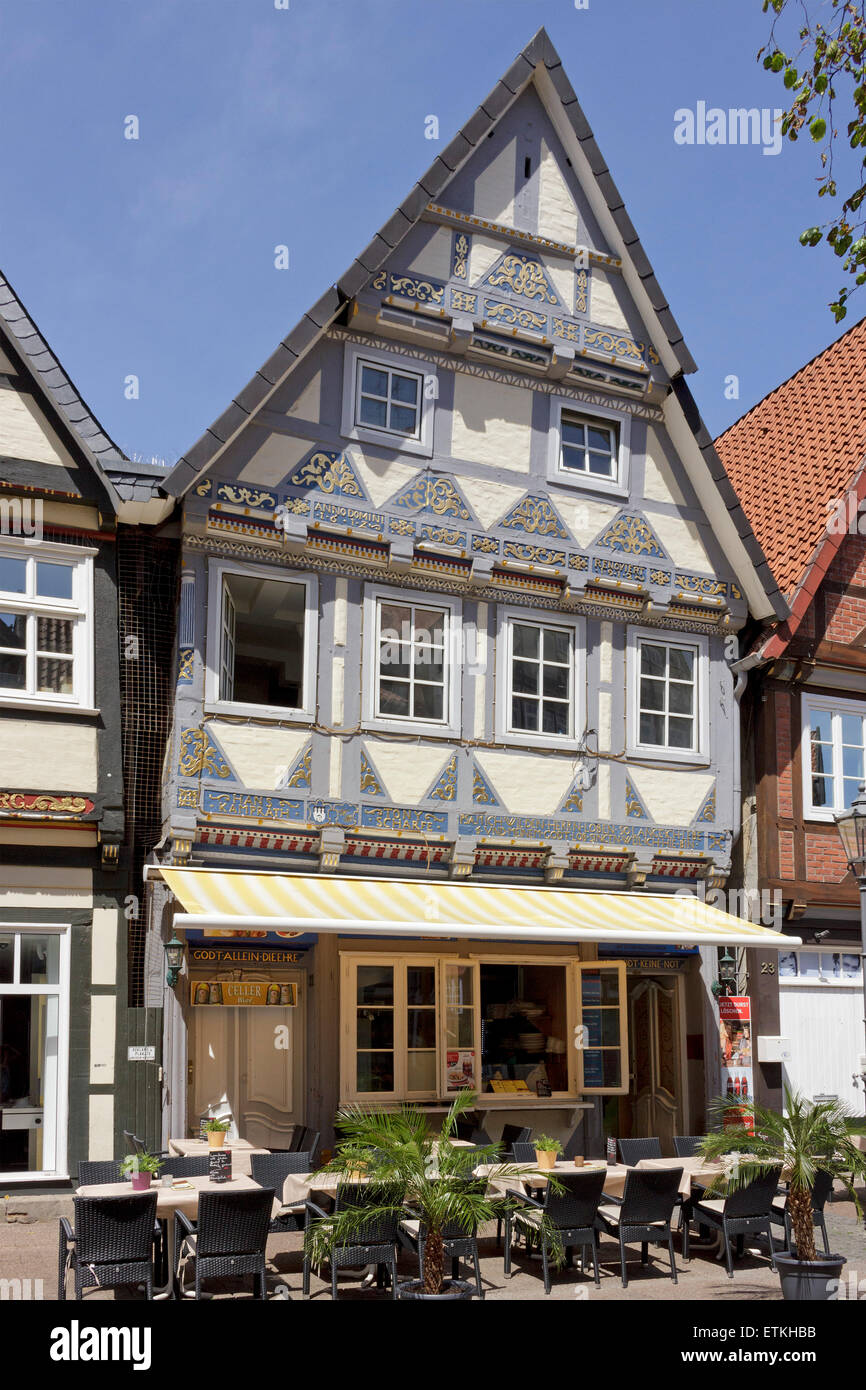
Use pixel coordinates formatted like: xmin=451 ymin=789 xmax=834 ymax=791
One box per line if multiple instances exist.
xmin=188 ymin=945 xmax=308 ymax=965
xmin=718 ymin=995 xmax=754 ymax=1130
xmin=127 ymin=1045 xmax=156 ymax=1062
xmin=208 ymin=1149 xmax=232 ymax=1183
xmin=190 ymin=980 xmax=298 ymax=1007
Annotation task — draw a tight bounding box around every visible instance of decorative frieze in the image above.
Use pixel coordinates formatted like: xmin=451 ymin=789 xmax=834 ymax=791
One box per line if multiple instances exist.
xmin=0 ymin=792 xmax=94 ymax=816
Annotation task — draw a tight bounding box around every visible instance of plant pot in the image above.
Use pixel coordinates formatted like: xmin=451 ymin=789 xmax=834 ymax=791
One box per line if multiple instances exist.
xmin=207 ymin=1130 xmax=226 ymax=1149
xmin=130 ymin=1172 xmax=152 ymax=1191
xmin=398 ymin=1279 xmax=475 ymax=1300
xmin=776 ymin=1251 xmax=846 ymax=1301
xmin=535 ymin=1149 xmax=557 ymax=1170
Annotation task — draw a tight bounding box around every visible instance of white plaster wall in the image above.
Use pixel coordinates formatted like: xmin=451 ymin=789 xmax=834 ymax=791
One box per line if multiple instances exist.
xmin=473 ymin=139 xmax=517 ymax=225
xmin=238 ymin=432 xmax=313 ymax=485
xmin=91 ymin=906 xmax=118 ymax=987
xmin=89 ymin=994 xmax=116 ymax=1086
xmin=545 ymin=258 xmax=574 ymax=312
xmin=89 ymin=1094 xmax=115 ymax=1161
xmin=470 ymin=235 xmax=504 ymax=285
xmin=597 ymin=762 xmax=611 ymax=819
xmin=628 ymin=767 xmax=714 ymax=825
xmin=649 ymin=513 xmax=715 ymax=575
xmin=590 ymin=269 xmax=631 ymax=333
xmin=459 ymin=476 xmax=528 ymax=530
xmin=537 ymin=139 xmax=578 ymax=245
xmin=364 ymin=742 xmax=454 ymax=805
xmin=555 ymin=495 xmax=620 ymax=547
xmin=0 ymin=388 xmax=71 ymax=467
xmin=643 ymin=429 xmax=687 ymax=507
xmin=451 ymin=375 xmax=531 ymax=472
xmin=0 ymin=723 xmax=98 ymax=792
xmin=206 ymin=721 xmax=310 ymax=789
xmin=408 ymin=226 xmax=452 ymax=281
xmin=0 ymin=867 xmax=92 ymax=907
xmin=357 ymin=454 xmax=422 ymax=508
xmin=474 ymin=750 xmax=575 ymax=815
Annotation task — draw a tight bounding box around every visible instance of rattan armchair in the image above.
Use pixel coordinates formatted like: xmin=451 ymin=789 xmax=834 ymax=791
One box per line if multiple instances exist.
xmin=505 ymin=1168 xmax=607 ymax=1294
xmin=250 ymin=1151 xmax=314 ymax=1235
xmin=302 ymin=1182 xmax=403 ymax=1300
xmin=596 ymin=1166 xmax=683 ymax=1288
xmin=618 ymin=1137 xmax=663 ymax=1165
xmin=59 ymin=1193 xmax=158 ymax=1300
xmin=175 ymin=1188 xmax=274 ymax=1299
xmin=691 ymin=1166 xmax=781 ymax=1278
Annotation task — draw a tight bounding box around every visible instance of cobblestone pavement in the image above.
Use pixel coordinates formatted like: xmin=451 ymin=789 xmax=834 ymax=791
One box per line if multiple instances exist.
xmin=2 ymin=1193 xmax=864 ymax=1302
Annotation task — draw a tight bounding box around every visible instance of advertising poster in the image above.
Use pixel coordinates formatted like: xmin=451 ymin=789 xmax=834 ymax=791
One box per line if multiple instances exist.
xmin=446 ymin=1050 xmax=476 ymax=1091
xmin=718 ymin=995 xmax=754 ymax=1130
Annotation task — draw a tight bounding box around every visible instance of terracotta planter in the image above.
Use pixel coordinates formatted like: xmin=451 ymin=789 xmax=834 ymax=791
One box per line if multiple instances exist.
xmin=535 ymin=1149 xmax=557 ymax=1170
xmin=207 ymin=1130 xmax=227 ymax=1149
xmin=130 ymin=1172 xmax=152 ymax=1191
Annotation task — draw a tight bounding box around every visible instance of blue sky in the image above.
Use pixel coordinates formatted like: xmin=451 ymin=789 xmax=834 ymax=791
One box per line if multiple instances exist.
xmin=0 ymin=0 xmax=857 ymax=464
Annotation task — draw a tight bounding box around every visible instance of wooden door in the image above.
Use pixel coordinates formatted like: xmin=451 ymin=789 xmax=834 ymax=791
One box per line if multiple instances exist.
xmin=628 ymin=977 xmax=681 ymax=1151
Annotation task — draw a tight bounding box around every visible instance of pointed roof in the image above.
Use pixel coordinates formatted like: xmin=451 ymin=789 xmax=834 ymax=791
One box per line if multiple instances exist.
xmin=0 ymin=267 xmax=125 ymax=514
xmin=715 ymin=315 xmax=866 ymax=654
xmin=163 ymin=27 xmax=696 ymax=502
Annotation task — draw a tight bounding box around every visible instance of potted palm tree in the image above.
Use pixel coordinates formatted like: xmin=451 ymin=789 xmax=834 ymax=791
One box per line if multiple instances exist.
xmin=305 ymin=1090 xmax=561 ymax=1299
xmin=699 ymin=1089 xmax=866 ymax=1300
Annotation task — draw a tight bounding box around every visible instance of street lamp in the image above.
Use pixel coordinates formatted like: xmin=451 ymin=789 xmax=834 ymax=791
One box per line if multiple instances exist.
xmin=164 ymin=932 xmax=185 ymax=988
xmin=833 ymin=781 xmax=866 ymax=1112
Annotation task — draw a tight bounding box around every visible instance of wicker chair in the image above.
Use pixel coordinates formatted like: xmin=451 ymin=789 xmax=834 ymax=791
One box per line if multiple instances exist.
xmin=399 ymin=1179 xmax=486 ymax=1298
xmin=674 ymin=1135 xmax=705 ymax=1158
xmin=691 ymin=1166 xmax=781 ymax=1278
xmin=78 ymin=1160 xmax=123 ymax=1186
xmin=769 ymin=1169 xmax=833 ymax=1256
xmin=59 ymin=1193 xmax=158 ymax=1300
xmin=505 ymin=1168 xmax=607 ymax=1294
xmin=250 ymin=1151 xmax=314 ymax=1235
xmin=164 ymin=1155 xmax=210 ymax=1178
xmin=511 ymin=1142 xmax=536 ymax=1163
xmin=618 ymin=1137 xmax=663 ymax=1165
xmin=302 ymin=1182 xmax=403 ymax=1300
xmin=500 ymin=1125 xmax=532 ymax=1153
xmin=175 ymin=1188 xmax=274 ymax=1300
xmin=596 ymin=1166 xmax=683 ymax=1288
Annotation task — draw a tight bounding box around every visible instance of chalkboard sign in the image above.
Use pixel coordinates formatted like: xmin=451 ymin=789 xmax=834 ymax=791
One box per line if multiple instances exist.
xmin=535 ymin=1079 xmax=552 ymax=1097
xmin=209 ymin=1148 xmax=232 ymax=1183
xmin=199 ymin=1117 xmax=209 ymax=1140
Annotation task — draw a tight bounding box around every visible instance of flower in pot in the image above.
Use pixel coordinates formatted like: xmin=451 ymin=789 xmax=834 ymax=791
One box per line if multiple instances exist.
xmin=533 ymin=1135 xmax=562 ymax=1171
xmin=305 ymin=1090 xmax=562 ymax=1299
xmin=204 ymin=1118 xmax=231 ymax=1148
xmin=120 ymin=1152 xmax=162 ymax=1191
xmin=699 ymin=1088 xmax=866 ymax=1301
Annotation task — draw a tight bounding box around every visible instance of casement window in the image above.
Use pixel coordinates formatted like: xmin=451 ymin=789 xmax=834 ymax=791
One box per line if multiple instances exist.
xmin=0 ymin=542 xmax=93 ymax=710
xmin=547 ymin=396 xmax=631 ymax=497
xmin=627 ymin=628 xmax=707 ymax=760
xmin=362 ymin=585 xmax=461 ymax=735
xmin=802 ymin=694 xmax=866 ymax=819
xmin=0 ymin=926 xmax=70 ymax=1181
xmin=341 ymin=343 xmax=435 ymax=458
xmin=495 ymin=609 xmax=584 ymax=746
xmin=206 ymin=561 xmax=317 ymax=720
xmin=340 ymin=953 xmax=629 ymax=1103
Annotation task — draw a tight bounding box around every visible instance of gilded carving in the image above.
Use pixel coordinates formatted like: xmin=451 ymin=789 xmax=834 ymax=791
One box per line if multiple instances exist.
xmin=429 ymin=752 xmax=459 ymax=802
xmin=178 ymin=727 xmax=232 ymax=780
xmin=472 ymin=766 xmax=498 ymax=805
xmin=177 ymin=648 xmax=194 ymax=683
xmin=216 ymin=484 xmax=278 ymax=511
xmin=674 ymin=574 xmax=726 ymax=598
xmin=290 ymin=451 xmax=364 ymax=498
xmin=596 ymin=513 xmax=665 ymax=558
xmin=483 ymin=299 xmax=547 ymax=331
xmin=485 ymin=253 xmax=558 ymax=304
xmin=575 ymin=269 xmax=588 ymax=315
xmin=500 ymin=495 xmax=568 ymax=539
xmin=0 ymin=793 xmax=92 ymax=815
xmin=450 ymin=289 xmax=478 ymax=313
xmin=284 ymin=744 xmax=312 ymax=789
xmin=453 ymin=232 xmax=470 ymax=281
xmin=504 ymin=542 xmax=566 ymax=566
xmin=373 ymin=269 xmax=445 ymax=304
xmin=360 ymin=751 xmax=385 ymax=796
xmin=624 ymin=779 xmax=645 ymax=819
xmin=391 ymin=475 xmax=471 ymax=520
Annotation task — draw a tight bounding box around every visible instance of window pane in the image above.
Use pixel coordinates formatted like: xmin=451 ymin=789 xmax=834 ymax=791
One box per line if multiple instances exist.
xmin=669 ymin=683 xmax=693 ymax=715
xmin=379 ymin=643 xmax=410 ymax=680
xmin=587 ymin=425 xmax=611 ymax=451
xmin=359 ymin=396 xmax=387 ymax=428
xmin=36 ymin=563 xmax=73 ymax=600
xmin=840 ymin=714 xmax=865 ymax=747
xmin=380 ymin=603 xmax=410 ymax=636
xmin=414 ymin=608 xmax=445 ymax=639
xmin=640 ymin=712 xmax=665 ymax=745
xmin=37 ymin=658 xmax=73 ymax=695
xmin=0 ymin=933 xmax=13 ymax=984
xmin=0 ymin=653 xmax=26 ymax=689
xmin=480 ymin=962 xmax=568 ymax=1091
xmin=843 ymin=778 xmax=862 ymax=808
xmin=0 ymin=612 xmax=26 ymax=648
xmin=778 ymin=952 xmax=797 ymax=978
xmin=668 ymin=716 xmax=693 ymax=748
xmin=512 ymin=660 xmax=538 ymax=695
xmin=356 ymin=1011 xmax=394 ymax=1049
xmin=512 ymin=624 xmax=539 ymax=660
xmin=640 ymin=677 xmax=664 ymax=711
xmin=811 ymin=777 xmax=830 ymax=807
xmin=407 ymin=1052 xmax=436 ymax=1093
xmin=561 ymin=443 xmax=586 ymax=472
xmin=797 ymin=952 xmax=820 ymax=979
xmin=810 ymin=740 xmax=832 ymax=775
xmin=588 ymin=451 xmax=613 ymax=477
xmin=360 ymin=365 xmax=388 ymax=396
xmin=543 ymin=628 xmax=570 ymax=664
xmin=445 ymin=964 xmax=474 ymax=1007
xmin=542 ymin=665 xmax=568 ymax=700
xmin=0 ymin=557 xmax=26 ymax=594
xmin=378 ymin=679 xmax=411 ymax=716
xmin=356 ymin=965 xmax=393 ymax=1006
xmin=445 ymin=1011 xmax=475 ymax=1049
xmin=407 ymin=966 xmax=435 ymax=1007
xmin=223 ymin=574 xmax=306 ymax=710
xmin=413 ymin=683 xmax=444 ymax=721
xmin=36 ymin=617 xmax=72 ymax=654
xmin=810 ymin=710 xmax=834 ymax=743
xmin=668 ymin=647 xmax=694 ymax=681
xmin=601 ymin=1051 xmax=622 ymax=1087
xmin=389 ymin=404 xmax=417 ymax=435
xmin=842 ymin=954 xmax=861 ymax=978
xmin=19 ymin=935 xmax=60 ymax=984
xmin=414 ymin=655 xmax=444 ymax=684
xmin=542 ymin=700 xmax=568 ymax=736
xmin=356 ymin=1053 xmax=394 ymax=1093
xmin=640 ymin=643 xmax=666 ymax=677
xmin=842 ymin=745 xmax=864 ymax=778
xmin=407 ymin=1009 xmax=436 ymax=1049
xmin=512 ymin=696 xmax=538 ymax=731
xmin=390 ymin=373 xmax=419 ymax=404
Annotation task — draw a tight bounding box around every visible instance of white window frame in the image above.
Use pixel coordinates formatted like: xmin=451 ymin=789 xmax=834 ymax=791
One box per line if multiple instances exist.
xmin=0 ymin=924 xmax=71 ymax=1183
xmin=547 ymin=395 xmax=631 ymax=498
xmin=494 ymin=605 xmax=585 ymax=750
xmin=801 ymin=692 xmax=866 ymax=823
xmin=361 ymin=583 xmax=462 ymax=737
xmin=205 ymin=558 xmax=318 ymax=722
xmin=626 ymin=625 xmax=709 ymax=764
xmin=0 ymin=539 xmax=95 ymax=713
xmin=341 ymin=341 xmax=436 ymax=458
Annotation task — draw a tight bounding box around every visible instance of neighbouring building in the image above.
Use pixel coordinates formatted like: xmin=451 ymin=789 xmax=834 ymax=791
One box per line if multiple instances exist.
xmin=141 ymin=29 xmax=794 ymax=1158
xmin=717 ymin=317 xmax=866 ymax=1117
xmin=0 ymin=269 xmax=131 ymax=1185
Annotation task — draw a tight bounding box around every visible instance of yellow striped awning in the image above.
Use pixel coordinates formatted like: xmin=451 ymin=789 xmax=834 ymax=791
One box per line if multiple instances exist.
xmin=158 ymin=868 xmax=799 ymax=947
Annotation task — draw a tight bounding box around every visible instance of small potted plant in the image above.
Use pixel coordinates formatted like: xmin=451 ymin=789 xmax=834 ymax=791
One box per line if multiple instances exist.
xmin=204 ymin=1118 xmax=231 ymax=1149
xmin=699 ymin=1088 xmax=866 ymax=1301
xmin=533 ymin=1135 xmax=562 ymax=1171
xmin=120 ymin=1152 xmax=162 ymax=1191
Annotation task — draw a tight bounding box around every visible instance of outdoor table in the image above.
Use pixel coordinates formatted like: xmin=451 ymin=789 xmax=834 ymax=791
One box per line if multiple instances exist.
xmin=167 ymin=1137 xmax=269 ymax=1176
xmin=76 ymin=1173 xmax=280 ymax=1298
xmin=473 ymin=1155 xmax=723 ymax=1202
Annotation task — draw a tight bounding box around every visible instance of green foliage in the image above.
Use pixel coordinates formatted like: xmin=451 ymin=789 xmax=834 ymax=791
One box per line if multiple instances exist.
xmin=119 ymin=1151 xmax=162 ymax=1177
xmin=699 ymin=1088 xmax=866 ymax=1261
xmin=303 ymin=1091 xmax=564 ymax=1295
xmin=760 ymin=0 xmax=866 ymax=318
xmin=534 ymin=1135 xmax=563 ymax=1155
xmin=203 ymin=1117 xmax=230 ymax=1132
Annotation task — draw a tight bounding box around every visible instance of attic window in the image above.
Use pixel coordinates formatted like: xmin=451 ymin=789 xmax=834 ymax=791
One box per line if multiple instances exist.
xmin=560 ymin=412 xmax=618 ymax=479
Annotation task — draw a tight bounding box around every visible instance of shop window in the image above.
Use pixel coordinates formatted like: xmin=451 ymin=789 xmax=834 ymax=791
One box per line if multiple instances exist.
xmin=0 ymin=927 xmax=69 ymax=1180
xmin=344 ymin=956 xmax=439 ymax=1102
xmin=208 ymin=562 xmax=317 ymax=719
xmin=0 ymin=542 xmax=93 ymax=709
xmin=479 ymin=963 xmax=569 ymax=1094
xmin=575 ymin=961 xmax=628 ymax=1094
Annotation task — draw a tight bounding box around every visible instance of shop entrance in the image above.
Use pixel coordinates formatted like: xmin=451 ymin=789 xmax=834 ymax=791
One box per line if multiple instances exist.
xmin=188 ymin=971 xmax=305 ymax=1148
xmin=617 ymin=973 xmax=685 ymax=1151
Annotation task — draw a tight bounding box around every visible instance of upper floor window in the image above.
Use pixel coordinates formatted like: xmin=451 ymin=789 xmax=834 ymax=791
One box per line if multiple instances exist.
xmin=495 ymin=607 xmax=584 ymax=748
xmin=206 ymin=560 xmax=317 ymax=720
xmin=361 ymin=584 xmax=461 ymax=736
xmin=341 ymin=342 xmax=435 ymax=458
xmin=0 ymin=542 xmax=93 ymax=710
xmin=547 ymin=395 xmax=630 ymax=497
xmin=627 ymin=627 xmax=707 ymax=760
xmin=802 ymin=694 xmax=866 ymax=819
